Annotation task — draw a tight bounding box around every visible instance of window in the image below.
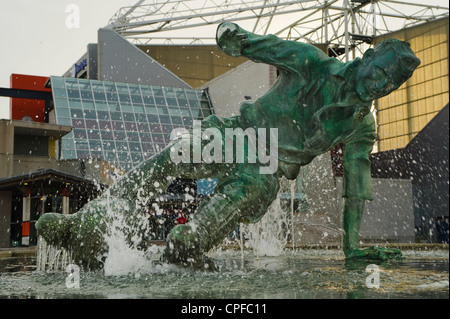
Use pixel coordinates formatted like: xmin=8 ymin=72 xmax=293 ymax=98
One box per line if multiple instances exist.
xmin=51 ymin=76 xmax=212 ymax=170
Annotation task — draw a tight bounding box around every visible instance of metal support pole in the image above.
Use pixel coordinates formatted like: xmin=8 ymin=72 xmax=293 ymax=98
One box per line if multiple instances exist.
xmin=344 ymin=0 xmax=350 ymax=62
xmin=372 ymin=0 xmax=376 ymax=37
xmin=324 ymin=1 xmax=329 ymax=44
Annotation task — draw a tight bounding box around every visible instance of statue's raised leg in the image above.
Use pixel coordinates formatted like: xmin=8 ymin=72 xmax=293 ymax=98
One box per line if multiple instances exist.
xmin=162 ymin=164 xmax=281 ymax=269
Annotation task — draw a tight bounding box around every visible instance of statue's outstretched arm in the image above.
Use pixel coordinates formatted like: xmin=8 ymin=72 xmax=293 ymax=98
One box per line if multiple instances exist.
xmin=216 ymin=22 xmax=323 ymax=73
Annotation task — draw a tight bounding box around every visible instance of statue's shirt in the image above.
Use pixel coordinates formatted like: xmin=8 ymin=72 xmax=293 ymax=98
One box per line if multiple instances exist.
xmin=219 ymin=26 xmax=376 ymax=200
xmin=237 ymin=33 xmax=374 ymax=163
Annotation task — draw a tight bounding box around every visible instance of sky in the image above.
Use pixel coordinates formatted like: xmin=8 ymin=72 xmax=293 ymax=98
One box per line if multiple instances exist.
xmin=0 ymin=0 xmax=138 ymax=119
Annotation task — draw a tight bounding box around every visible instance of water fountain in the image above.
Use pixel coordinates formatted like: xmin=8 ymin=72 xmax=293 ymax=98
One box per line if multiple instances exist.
xmin=1 ymin=237 xmax=448 ymax=299
xmin=3 ymin=177 xmax=450 ymax=300
xmin=2 ymin=185 xmax=448 ymax=299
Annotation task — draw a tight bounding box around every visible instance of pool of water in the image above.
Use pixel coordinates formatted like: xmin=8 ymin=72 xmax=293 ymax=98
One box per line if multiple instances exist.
xmin=0 ymin=249 xmax=448 ymax=299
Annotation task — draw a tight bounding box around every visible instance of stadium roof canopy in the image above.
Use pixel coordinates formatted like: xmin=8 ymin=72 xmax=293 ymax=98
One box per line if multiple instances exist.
xmin=108 ymin=0 xmax=449 ymax=61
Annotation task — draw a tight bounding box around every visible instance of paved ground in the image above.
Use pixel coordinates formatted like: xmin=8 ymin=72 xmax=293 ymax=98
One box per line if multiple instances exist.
xmin=0 ymin=246 xmax=37 ymax=258
xmin=0 ymin=242 xmax=447 ymax=259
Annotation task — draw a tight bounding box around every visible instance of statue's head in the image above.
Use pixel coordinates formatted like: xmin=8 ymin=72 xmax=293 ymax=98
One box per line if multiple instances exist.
xmin=355 ymin=38 xmax=421 ymax=101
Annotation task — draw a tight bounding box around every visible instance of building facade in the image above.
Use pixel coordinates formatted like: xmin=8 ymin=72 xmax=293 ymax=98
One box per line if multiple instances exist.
xmin=0 ymin=119 xmax=106 ymax=247
xmin=0 ymin=29 xmax=217 ymax=247
xmin=375 ymin=18 xmax=449 ymax=152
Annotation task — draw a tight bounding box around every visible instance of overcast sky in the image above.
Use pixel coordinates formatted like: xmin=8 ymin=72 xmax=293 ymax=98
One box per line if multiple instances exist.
xmin=0 ymin=0 xmax=137 ymax=119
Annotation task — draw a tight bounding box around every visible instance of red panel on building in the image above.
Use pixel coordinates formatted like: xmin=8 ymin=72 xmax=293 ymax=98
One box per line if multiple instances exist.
xmin=10 ymin=74 xmax=51 ymax=122
xmin=22 ymin=221 xmax=30 ymax=237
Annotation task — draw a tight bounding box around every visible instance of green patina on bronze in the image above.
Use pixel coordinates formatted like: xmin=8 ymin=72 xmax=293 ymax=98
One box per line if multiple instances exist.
xmin=36 ymin=22 xmax=420 ymax=269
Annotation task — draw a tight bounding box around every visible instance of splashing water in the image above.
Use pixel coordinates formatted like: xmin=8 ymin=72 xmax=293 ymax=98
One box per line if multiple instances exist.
xmin=37 ymin=177 xmax=298 ymax=272
xmin=243 ymin=184 xmax=291 ymax=256
xmin=36 ymin=236 xmax=73 ymax=272
xmin=102 ymin=193 xmax=160 ymax=276
xmin=290 ymin=179 xmax=296 ymax=249
xmin=103 ymin=219 xmax=149 ymax=276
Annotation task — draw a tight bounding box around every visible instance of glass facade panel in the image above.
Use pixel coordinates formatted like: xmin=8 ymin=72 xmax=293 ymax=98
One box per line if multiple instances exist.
xmin=51 ymin=76 xmax=212 ymax=171
xmin=143 ymin=95 xmax=155 ymax=105
xmin=69 ymin=99 xmax=82 ymax=109
xmin=155 ymin=96 xmax=166 ymax=105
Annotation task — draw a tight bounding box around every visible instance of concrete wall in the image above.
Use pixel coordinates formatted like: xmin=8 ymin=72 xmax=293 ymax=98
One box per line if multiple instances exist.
xmin=0 ymin=120 xmax=14 ymax=179
xmin=202 ymin=60 xmax=277 ymax=117
xmin=290 ymin=153 xmax=343 ymax=245
xmin=360 ymin=178 xmax=415 ymax=242
xmin=0 ymin=119 xmax=67 ymax=177
xmin=292 ymin=170 xmax=416 ymax=245
xmin=98 ymin=28 xmax=191 ymax=88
